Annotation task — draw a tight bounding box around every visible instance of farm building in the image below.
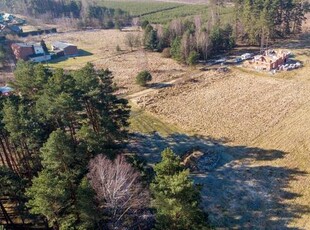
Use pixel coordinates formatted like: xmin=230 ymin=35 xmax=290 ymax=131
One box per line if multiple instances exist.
xmin=8 ymin=25 xmax=22 ymax=34
xmin=11 ymin=42 xmax=51 ymax=62
xmin=11 ymin=43 xmax=35 ymax=60
xmin=244 ymin=50 xmax=290 ymax=71
xmin=51 ymin=41 xmax=78 ymax=56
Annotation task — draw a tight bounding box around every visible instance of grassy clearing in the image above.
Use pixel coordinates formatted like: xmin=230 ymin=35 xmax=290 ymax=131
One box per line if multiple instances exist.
xmin=129 ymin=103 xmax=181 ymax=136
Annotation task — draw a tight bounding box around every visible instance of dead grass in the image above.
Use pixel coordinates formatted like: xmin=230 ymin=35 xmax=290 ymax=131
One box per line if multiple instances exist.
xmin=41 ymin=29 xmax=187 ymax=95
xmin=135 ymin=69 xmax=310 ymax=144
xmin=131 ymin=32 xmax=310 ymax=228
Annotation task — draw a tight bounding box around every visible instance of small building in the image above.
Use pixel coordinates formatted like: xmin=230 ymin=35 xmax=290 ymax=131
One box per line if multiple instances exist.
xmin=51 ymin=41 xmax=78 ymax=56
xmin=11 ymin=43 xmax=35 ymax=60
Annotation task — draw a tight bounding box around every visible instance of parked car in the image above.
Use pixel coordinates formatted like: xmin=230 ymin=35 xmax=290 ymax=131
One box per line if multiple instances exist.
xmin=241 ymin=53 xmax=252 ymax=60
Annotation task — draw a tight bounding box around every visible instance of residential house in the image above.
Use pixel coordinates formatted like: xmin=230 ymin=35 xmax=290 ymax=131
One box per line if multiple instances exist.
xmin=244 ymin=50 xmax=289 ymax=71
xmin=51 ymin=41 xmax=78 ymax=56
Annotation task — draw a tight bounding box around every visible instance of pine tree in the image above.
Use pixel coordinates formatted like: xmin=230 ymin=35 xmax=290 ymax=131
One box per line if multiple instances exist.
xmin=26 ymin=129 xmax=97 ymax=229
xmin=151 ymin=148 xmax=209 ymax=230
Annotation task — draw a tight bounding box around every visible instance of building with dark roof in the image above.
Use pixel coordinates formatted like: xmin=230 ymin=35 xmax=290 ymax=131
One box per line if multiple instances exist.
xmin=51 ymin=41 xmax=78 ymax=56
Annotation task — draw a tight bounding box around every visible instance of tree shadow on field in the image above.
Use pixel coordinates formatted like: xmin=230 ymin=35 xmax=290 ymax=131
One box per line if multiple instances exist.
xmin=149 ymin=82 xmax=173 ymax=89
xmin=126 ymin=132 xmax=309 ymax=229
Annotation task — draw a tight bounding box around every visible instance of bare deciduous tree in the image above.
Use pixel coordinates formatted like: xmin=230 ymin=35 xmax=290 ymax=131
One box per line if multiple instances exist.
xmin=169 ymin=19 xmax=183 ymax=38
xmin=88 ymin=154 xmax=150 ymax=229
xmin=125 ymin=33 xmax=136 ymax=51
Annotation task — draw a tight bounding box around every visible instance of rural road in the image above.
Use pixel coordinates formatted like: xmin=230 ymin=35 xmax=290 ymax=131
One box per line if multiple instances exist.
xmin=125 ymin=78 xmax=178 ymax=101
xmin=125 ymin=69 xmax=201 ymax=102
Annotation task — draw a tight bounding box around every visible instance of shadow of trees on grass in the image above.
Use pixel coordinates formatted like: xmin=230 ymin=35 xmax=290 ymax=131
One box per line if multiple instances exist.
xmin=127 ymin=132 xmax=309 ymax=229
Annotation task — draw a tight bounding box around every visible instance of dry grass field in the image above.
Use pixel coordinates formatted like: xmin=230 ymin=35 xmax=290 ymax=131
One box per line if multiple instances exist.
xmin=40 ymin=29 xmax=187 ymax=95
xmin=135 ymin=65 xmax=310 ymax=143
xmin=130 ymin=33 xmax=310 ymax=228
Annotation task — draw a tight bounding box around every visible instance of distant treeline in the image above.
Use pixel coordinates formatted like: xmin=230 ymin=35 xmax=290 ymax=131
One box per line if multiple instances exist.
xmin=0 ymin=0 xmax=131 ymax=29
xmin=235 ymin=0 xmax=308 ymax=45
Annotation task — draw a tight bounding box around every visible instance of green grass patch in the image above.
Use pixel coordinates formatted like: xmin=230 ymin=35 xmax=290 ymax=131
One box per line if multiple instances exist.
xmin=129 ymin=103 xmax=181 ymax=136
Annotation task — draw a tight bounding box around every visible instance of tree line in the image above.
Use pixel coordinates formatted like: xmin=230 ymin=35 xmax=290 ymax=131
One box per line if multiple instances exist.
xmin=143 ymin=17 xmax=235 ymax=65
xmin=235 ymin=0 xmax=308 ymax=46
xmin=0 ymin=61 xmax=210 ymax=229
xmin=141 ymin=0 xmax=307 ymax=64
xmin=1 ymin=0 xmax=131 ymax=29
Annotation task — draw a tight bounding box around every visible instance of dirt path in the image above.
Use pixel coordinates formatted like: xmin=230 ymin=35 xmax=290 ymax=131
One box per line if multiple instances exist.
xmin=126 ymin=78 xmax=180 ymax=101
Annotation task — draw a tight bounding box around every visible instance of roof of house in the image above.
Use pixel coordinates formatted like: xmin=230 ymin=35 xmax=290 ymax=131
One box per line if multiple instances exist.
xmin=52 ymin=41 xmax=76 ymax=49
xmin=13 ymin=43 xmax=34 ymax=48
xmin=9 ymin=25 xmax=21 ymax=33
xmin=13 ymin=42 xmax=42 ymax=48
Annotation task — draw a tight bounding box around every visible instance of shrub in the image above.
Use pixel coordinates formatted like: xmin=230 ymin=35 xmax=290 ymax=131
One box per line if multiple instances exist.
xmin=136 ymin=70 xmax=152 ymax=87
xmin=161 ymin=48 xmax=171 ymax=58
xmin=170 ymin=37 xmax=182 ymax=62
xmin=141 ymin=20 xmax=150 ymax=29
xmin=187 ymin=51 xmax=199 ymax=66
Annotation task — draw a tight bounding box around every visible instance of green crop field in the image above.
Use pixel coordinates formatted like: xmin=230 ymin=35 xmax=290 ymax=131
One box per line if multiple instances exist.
xmin=142 ymin=4 xmax=234 ymax=24
xmin=98 ymin=1 xmax=182 ymax=16
xmin=98 ymin=0 xmax=234 ymax=24
xmin=141 ymin=4 xmax=209 ymax=23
